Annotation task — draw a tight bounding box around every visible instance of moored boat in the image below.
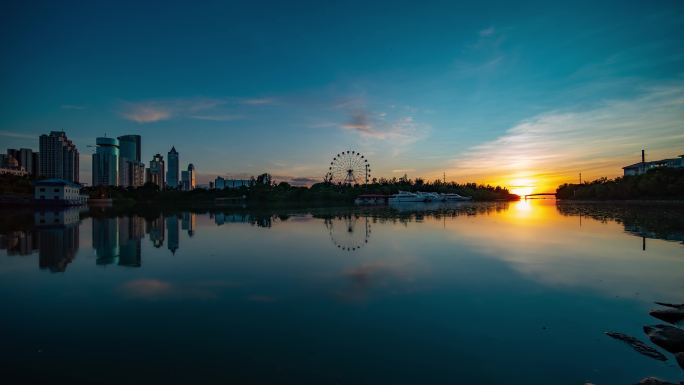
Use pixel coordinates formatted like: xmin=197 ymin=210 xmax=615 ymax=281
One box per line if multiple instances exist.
xmin=388 ymin=191 xmax=427 ymax=203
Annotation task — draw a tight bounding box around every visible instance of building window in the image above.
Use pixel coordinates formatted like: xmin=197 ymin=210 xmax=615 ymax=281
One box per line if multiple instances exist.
xmin=40 ymin=188 xmax=45 ymax=192
xmin=54 ymin=188 xmax=59 ymax=192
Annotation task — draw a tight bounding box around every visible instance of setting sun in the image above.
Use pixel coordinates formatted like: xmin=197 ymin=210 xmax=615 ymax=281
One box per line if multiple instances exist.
xmin=509 ymin=178 xmax=536 ymax=196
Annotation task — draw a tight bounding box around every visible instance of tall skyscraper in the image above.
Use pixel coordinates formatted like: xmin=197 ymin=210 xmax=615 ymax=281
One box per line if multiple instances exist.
xmin=181 ymin=170 xmax=189 ymax=191
xmin=166 ymin=146 xmax=179 ymax=189
xmin=31 ymin=152 xmax=40 ymax=176
xmin=181 ymin=163 xmax=196 ymax=191
xmin=92 ymin=137 xmax=119 ymax=186
xmin=117 ymin=135 xmax=145 ymax=187
xmin=146 ymin=154 xmax=165 ymax=187
xmin=39 ymin=131 xmax=79 ymax=183
xmin=18 ymin=148 xmax=34 ymax=175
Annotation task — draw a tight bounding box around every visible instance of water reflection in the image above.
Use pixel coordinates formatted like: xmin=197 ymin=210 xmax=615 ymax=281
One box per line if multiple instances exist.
xmin=1 ymin=202 xmax=683 ymax=385
xmin=1 ymin=202 xmax=682 ymax=274
xmin=557 ymin=202 xmax=684 ymax=245
xmin=325 ymin=215 xmax=371 ymax=251
xmin=0 ymin=209 xmax=81 ymax=272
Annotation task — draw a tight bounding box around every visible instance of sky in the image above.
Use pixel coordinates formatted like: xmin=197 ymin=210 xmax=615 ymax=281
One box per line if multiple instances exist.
xmin=1 ymin=0 xmax=683 ymax=193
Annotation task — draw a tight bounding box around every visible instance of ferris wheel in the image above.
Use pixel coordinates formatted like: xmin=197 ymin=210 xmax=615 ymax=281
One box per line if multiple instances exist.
xmin=325 ymin=150 xmax=371 ymax=185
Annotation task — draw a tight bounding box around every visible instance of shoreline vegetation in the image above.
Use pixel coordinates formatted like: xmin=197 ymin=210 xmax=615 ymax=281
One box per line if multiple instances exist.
xmin=1 ymin=173 xmax=518 ymax=207
xmin=556 ymin=168 xmax=684 ymax=201
xmin=3 ymin=168 xmax=683 ymax=207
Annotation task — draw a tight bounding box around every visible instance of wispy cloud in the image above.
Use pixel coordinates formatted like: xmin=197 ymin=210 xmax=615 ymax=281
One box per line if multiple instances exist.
xmin=0 ymin=130 xmax=37 ymax=140
xmin=119 ymin=97 xmax=245 ymax=123
xmin=241 ymin=97 xmax=275 ymax=105
xmin=190 ymin=114 xmax=244 ymax=121
xmin=479 ymin=26 xmax=495 ymax=37
xmin=121 ymin=103 xmax=172 ymax=123
xmin=450 ymin=83 xmax=684 ymax=190
xmin=340 ymin=109 xmax=430 ymax=145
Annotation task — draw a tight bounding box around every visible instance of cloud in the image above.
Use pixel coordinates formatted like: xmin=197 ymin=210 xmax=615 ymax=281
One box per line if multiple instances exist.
xmin=450 ymin=83 xmax=684 ymax=190
xmin=340 ymin=110 xmax=429 ymax=144
xmin=190 ymin=114 xmax=244 ymax=121
xmin=0 ymin=130 xmax=37 ymax=140
xmin=479 ymin=26 xmax=495 ymax=37
xmin=119 ymin=98 xmax=231 ymax=123
xmin=61 ymin=104 xmax=86 ymax=110
xmin=241 ymin=97 xmax=275 ymax=105
xmin=122 ymin=104 xmax=172 ymax=123
xmin=342 ymin=112 xmax=372 ymax=133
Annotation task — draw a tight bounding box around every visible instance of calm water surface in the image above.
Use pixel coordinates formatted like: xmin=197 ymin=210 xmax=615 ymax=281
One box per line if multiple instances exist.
xmin=1 ymin=200 xmax=683 ymax=385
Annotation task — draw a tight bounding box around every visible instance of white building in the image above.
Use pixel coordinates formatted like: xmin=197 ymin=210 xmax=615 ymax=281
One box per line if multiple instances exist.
xmin=623 ymin=154 xmax=684 ymax=176
xmin=34 ymin=179 xmax=88 ymax=205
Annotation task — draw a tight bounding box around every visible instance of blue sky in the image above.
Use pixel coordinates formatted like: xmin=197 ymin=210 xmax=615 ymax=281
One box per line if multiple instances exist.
xmin=1 ymin=0 xmax=683 ymax=191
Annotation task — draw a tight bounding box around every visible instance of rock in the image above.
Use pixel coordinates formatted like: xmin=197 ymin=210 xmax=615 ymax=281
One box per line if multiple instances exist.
xmin=644 ymin=324 xmax=684 ymax=353
xmin=650 ymin=308 xmax=684 ymax=325
xmin=633 ymin=377 xmax=679 ymax=385
xmin=606 ymin=332 xmax=668 ymax=361
xmin=677 ymin=352 xmax=684 ymax=371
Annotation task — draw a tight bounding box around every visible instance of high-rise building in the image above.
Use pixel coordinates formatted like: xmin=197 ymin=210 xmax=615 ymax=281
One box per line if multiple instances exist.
xmin=166 ymin=146 xmax=179 ymax=189
xmin=31 ymin=152 xmax=40 ymax=176
xmin=146 ymin=154 xmax=165 ymax=187
xmin=117 ymin=135 xmax=141 ymax=162
xmin=18 ymin=148 xmax=34 ymax=175
xmin=180 ymin=164 xmax=197 ymax=191
xmin=117 ymin=135 xmax=145 ymax=187
xmin=92 ymin=137 xmax=119 ymax=186
xmin=181 ymin=170 xmax=189 ymax=191
xmin=39 ymin=131 xmax=79 ymax=183
xmin=188 ymin=163 xmax=196 ymax=190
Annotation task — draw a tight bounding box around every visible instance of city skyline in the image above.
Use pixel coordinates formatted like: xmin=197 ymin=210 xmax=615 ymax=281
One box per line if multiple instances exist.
xmin=2 ymin=1 xmax=684 ymax=193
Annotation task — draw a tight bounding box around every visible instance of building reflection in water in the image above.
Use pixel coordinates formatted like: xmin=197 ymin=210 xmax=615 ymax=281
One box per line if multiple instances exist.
xmin=35 ymin=209 xmax=81 ymax=272
xmin=92 ymin=216 xmax=145 ymax=267
xmin=93 ymin=217 xmax=119 ymax=265
xmin=119 ymin=216 xmax=144 ymax=267
xmin=0 ymin=230 xmax=38 ymax=256
xmin=181 ymin=212 xmax=196 ymax=236
xmin=146 ymin=215 xmax=165 ymax=248
xmin=166 ymin=214 xmax=179 ymax=254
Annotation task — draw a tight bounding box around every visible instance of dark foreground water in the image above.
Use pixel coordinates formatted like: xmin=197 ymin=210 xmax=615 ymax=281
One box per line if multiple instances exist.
xmin=1 ymin=200 xmax=683 ymax=385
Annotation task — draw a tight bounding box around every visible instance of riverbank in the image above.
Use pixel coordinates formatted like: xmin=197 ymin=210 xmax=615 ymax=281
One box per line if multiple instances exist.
xmin=557 ymin=199 xmax=684 ymax=205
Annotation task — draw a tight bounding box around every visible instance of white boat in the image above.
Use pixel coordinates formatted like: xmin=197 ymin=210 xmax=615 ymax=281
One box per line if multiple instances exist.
xmin=440 ymin=193 xmax=472 ymax=201
xmin=388 ymin=191 xmax=427 ymax=203
xmin=417 ymin=191 xmax=443 ymax=202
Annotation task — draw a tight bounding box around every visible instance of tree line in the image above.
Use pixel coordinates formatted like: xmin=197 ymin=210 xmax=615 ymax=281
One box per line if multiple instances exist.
xmin=556 ymin=167 xmax=684 ymax=200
